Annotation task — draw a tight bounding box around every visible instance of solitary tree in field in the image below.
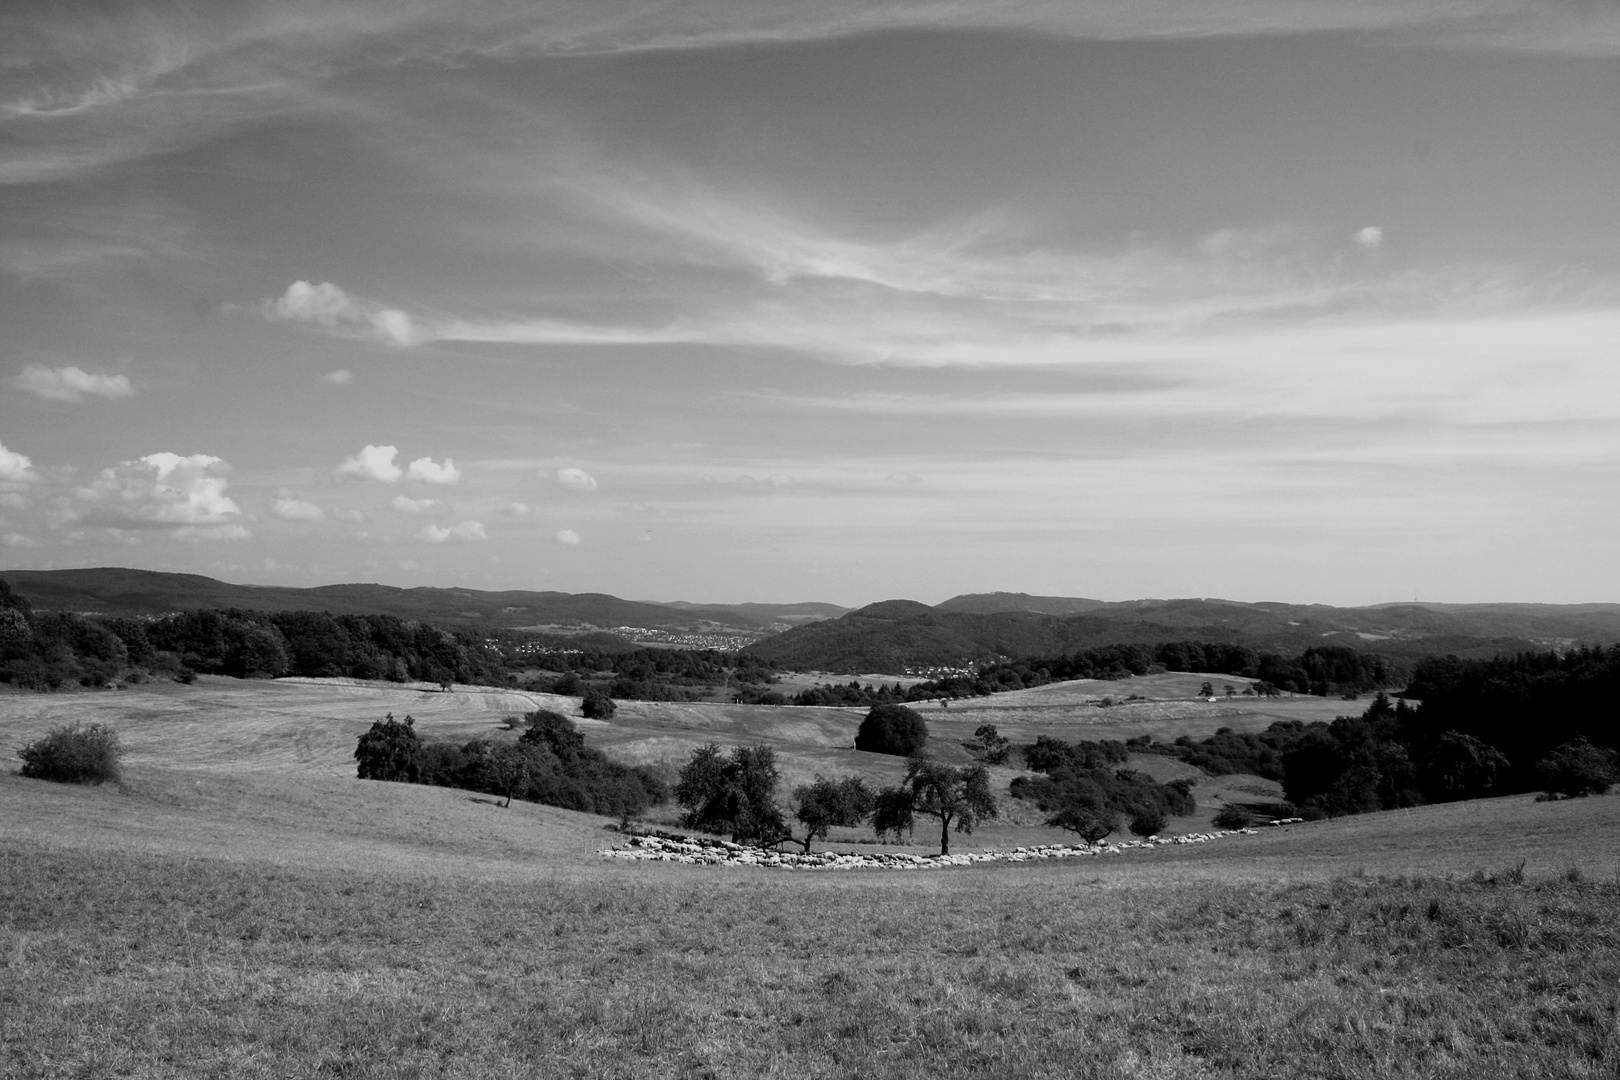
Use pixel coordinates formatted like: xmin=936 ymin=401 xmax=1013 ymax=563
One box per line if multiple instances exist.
xmin=855 ymin=703 xmax=929 ymax=756
xmin=789 ymin=775 xmax=875 ymax=854
xmin=873 ymin=756 xmax=997 ymax=856
xmin=355 ymin=713 xmax=421 ymax=782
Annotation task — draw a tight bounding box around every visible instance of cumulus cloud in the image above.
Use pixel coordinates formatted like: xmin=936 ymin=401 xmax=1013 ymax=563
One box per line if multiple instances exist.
xmin=555 ymin=529 xmax=581 ymax=545
xmin=74 ymin=452 xmax=248 ymax=539
xmin=14 ymin=364 xmax=135 ymax=402
xmin=337 ymin=444 xmax=402 ymax=482
xmin=390 ymin=495 xmax=442 ymax=514
xmin=271 ymin=496 xmax=325 ymax=522
xmin=556 ymin=467 xmax=597 ymax=491
xmin=503 ymin=501 xmax=532 ymax=517
xmin=2 ymin=532 xmax=40 ymax=548
xmin=262 ymin=281 xmax=418 ymax=347
xmin=1355 ymin=226 xmax=1385 ymax=250
xmin=0 ymin=442 xmax=38 ymax=484
xmin=418 ymin=520 xmax=487 ymax=543
xmin=324 ymin=369 xmax=354 ymax=385
xmin=407 ymin=456 xmax=461 ymax=484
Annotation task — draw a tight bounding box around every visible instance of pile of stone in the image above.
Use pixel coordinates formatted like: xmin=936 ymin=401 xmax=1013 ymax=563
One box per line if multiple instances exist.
xmin=599 ymin=827 xmax=1261 ymax=869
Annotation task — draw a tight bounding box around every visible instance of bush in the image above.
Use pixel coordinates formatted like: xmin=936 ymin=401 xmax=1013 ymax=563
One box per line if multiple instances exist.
xmin=1535 ymin=739 xmax=1618 ymax=799
xmin=1129 ymin=808 xmax=1167 ymax=837
xmin=855 ymin=703 xmax=928 ymax=756
xmin=1213 ymin=805 xmax=1253 ymax=829
xmin=581 ymin=691 xmax=617 ymax=720
xmin=17 ymin=722 xmax=123 ymax=785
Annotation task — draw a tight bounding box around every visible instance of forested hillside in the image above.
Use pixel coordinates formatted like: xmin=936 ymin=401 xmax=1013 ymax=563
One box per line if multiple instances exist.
xmin=745 ymin=595 xmax=1620 ymax=672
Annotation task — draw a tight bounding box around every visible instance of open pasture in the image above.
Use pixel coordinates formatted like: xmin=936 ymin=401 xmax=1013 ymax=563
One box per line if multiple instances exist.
xmin=3 ymin=677 xmax=1619 ymax=1078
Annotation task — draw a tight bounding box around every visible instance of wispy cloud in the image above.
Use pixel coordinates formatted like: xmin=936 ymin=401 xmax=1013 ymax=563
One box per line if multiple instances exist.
xmin=14 ymin=364 xmax=135 ymax=402
xmin=418 ymin=520 xmax=487 ymax=543
xmin=6 ymin=2 xmax=1618 ymax=184
xmin=270 ymin=496 xmax=325 ymax=522
xmin=389 ymin=495 xmax=442 ymax=515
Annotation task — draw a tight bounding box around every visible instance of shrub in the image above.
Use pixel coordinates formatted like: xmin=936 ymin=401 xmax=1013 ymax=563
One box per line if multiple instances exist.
xmin=1129 ymin=808 xmax=1167 ymax=837
xmin=581 ymin=691 xmax=617 ymax=720
xmin=855 ymin=703 xmax=928 ymax=756
xmin=17 ymin=722 xmax=123 ymax=785
xmin=1535 ymin=738 xmax=1618 ymax=799
xmin=1213 ymin=805 xmax=1253 ymax=829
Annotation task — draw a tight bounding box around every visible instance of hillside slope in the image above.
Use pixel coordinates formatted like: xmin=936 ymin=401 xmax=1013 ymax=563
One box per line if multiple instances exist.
xmin=746 ymin=595 xmax=1620 ymax=671
xmin=0 ymin=567 xmax=846 ymax=634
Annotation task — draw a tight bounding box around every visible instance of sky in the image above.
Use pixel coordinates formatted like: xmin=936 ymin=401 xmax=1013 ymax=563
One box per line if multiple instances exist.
xmin=3 ymin=1 xmax=1620 ymax=607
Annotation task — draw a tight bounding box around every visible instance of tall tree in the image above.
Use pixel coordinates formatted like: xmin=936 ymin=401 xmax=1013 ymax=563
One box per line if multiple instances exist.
xmin=674 ymin=743 xmax=786 ymax=844
xmin=873 ymin=756 xmax=997 ymax=856
xmin=789 ymin=775 xmax=875 ymax=854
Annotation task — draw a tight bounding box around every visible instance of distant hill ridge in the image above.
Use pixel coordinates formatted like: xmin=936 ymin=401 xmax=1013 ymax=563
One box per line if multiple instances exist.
xmin=6 ymin=569 xmax=1619 ymax=668
xmin=746 ymin=592 xmax=1620 ymax=671
xmin=0 ymin=568 xmax=846 ymax=635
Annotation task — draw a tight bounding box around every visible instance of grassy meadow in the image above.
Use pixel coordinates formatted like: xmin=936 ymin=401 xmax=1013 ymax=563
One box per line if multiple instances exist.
xmin=3 ymin=675 xmax=1619 ymax=1078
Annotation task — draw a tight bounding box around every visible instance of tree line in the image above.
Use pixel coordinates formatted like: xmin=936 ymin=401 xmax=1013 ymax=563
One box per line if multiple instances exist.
xmin=354 ymin=709 xmax=666 ymax=818
xmin=788 ymin=641 xmax=1411 ymax=707
xmin=1133 ymin=647 xmax=1620 ymax=818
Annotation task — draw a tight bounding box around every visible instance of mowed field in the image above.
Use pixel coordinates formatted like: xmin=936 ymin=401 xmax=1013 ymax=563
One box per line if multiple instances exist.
xmin=3 ymin=675 xmax=1619 ymax=1078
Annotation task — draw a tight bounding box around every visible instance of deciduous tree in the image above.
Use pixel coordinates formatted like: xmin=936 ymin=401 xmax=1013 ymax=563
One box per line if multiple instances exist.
xmin=872 ymin=756 xmax=996 ymax=856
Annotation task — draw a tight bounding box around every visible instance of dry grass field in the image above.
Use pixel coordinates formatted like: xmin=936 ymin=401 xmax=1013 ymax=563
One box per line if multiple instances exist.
xmin=3 ymin=675 xmax=1618 ymax=1078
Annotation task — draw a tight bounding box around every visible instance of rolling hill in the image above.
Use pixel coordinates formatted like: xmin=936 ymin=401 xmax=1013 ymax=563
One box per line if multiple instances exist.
xmin=0 ymin=567 xmax=846 ymax=636
xmin=745 ymin=594 xmax=1620 ymax=671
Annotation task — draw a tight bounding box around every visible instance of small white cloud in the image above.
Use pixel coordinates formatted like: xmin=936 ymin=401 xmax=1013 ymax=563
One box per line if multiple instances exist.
xmin=334 ymin=508 xmax=366 ymax=522
xmin=1354 ymin=226 xmax=1384 ymax=250
xmin=390 ymin=495 xmax=442 ymax=514
xmin=2 ymin=532 xmax=39 ymax=548
xmin=418 ymin=520 xmax=487 ymax=543
xmin=271 ymin=497 xmax=325 ymax=522
xmin=407 ymin=456 xmax=461 ymax=484
xmin=555 ymin=529 xmax=581 ymax=545
xmin=324 ymin=369 xmax=354 ymax=385
xmin=337 ymin=444 xmax=402 ymax=483
xmin=172 ymin=524 xmax=252 ymax=543
xmin=262 ymin=281 xmax=417 ymax=347
xmin=15 ymin=364 xmax=134 ymax=403
xmin=503 ymin=501 xmax=532 ymax=517
xmin=556 ymin=467 xmax=597 ymax=491
xmin=0 ymin=442 xmax=38 ymax=483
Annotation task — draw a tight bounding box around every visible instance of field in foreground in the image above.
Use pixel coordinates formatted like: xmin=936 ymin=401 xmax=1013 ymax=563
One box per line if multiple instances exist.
xmin=3 ymin=679 xmax=1619 ymax=1077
